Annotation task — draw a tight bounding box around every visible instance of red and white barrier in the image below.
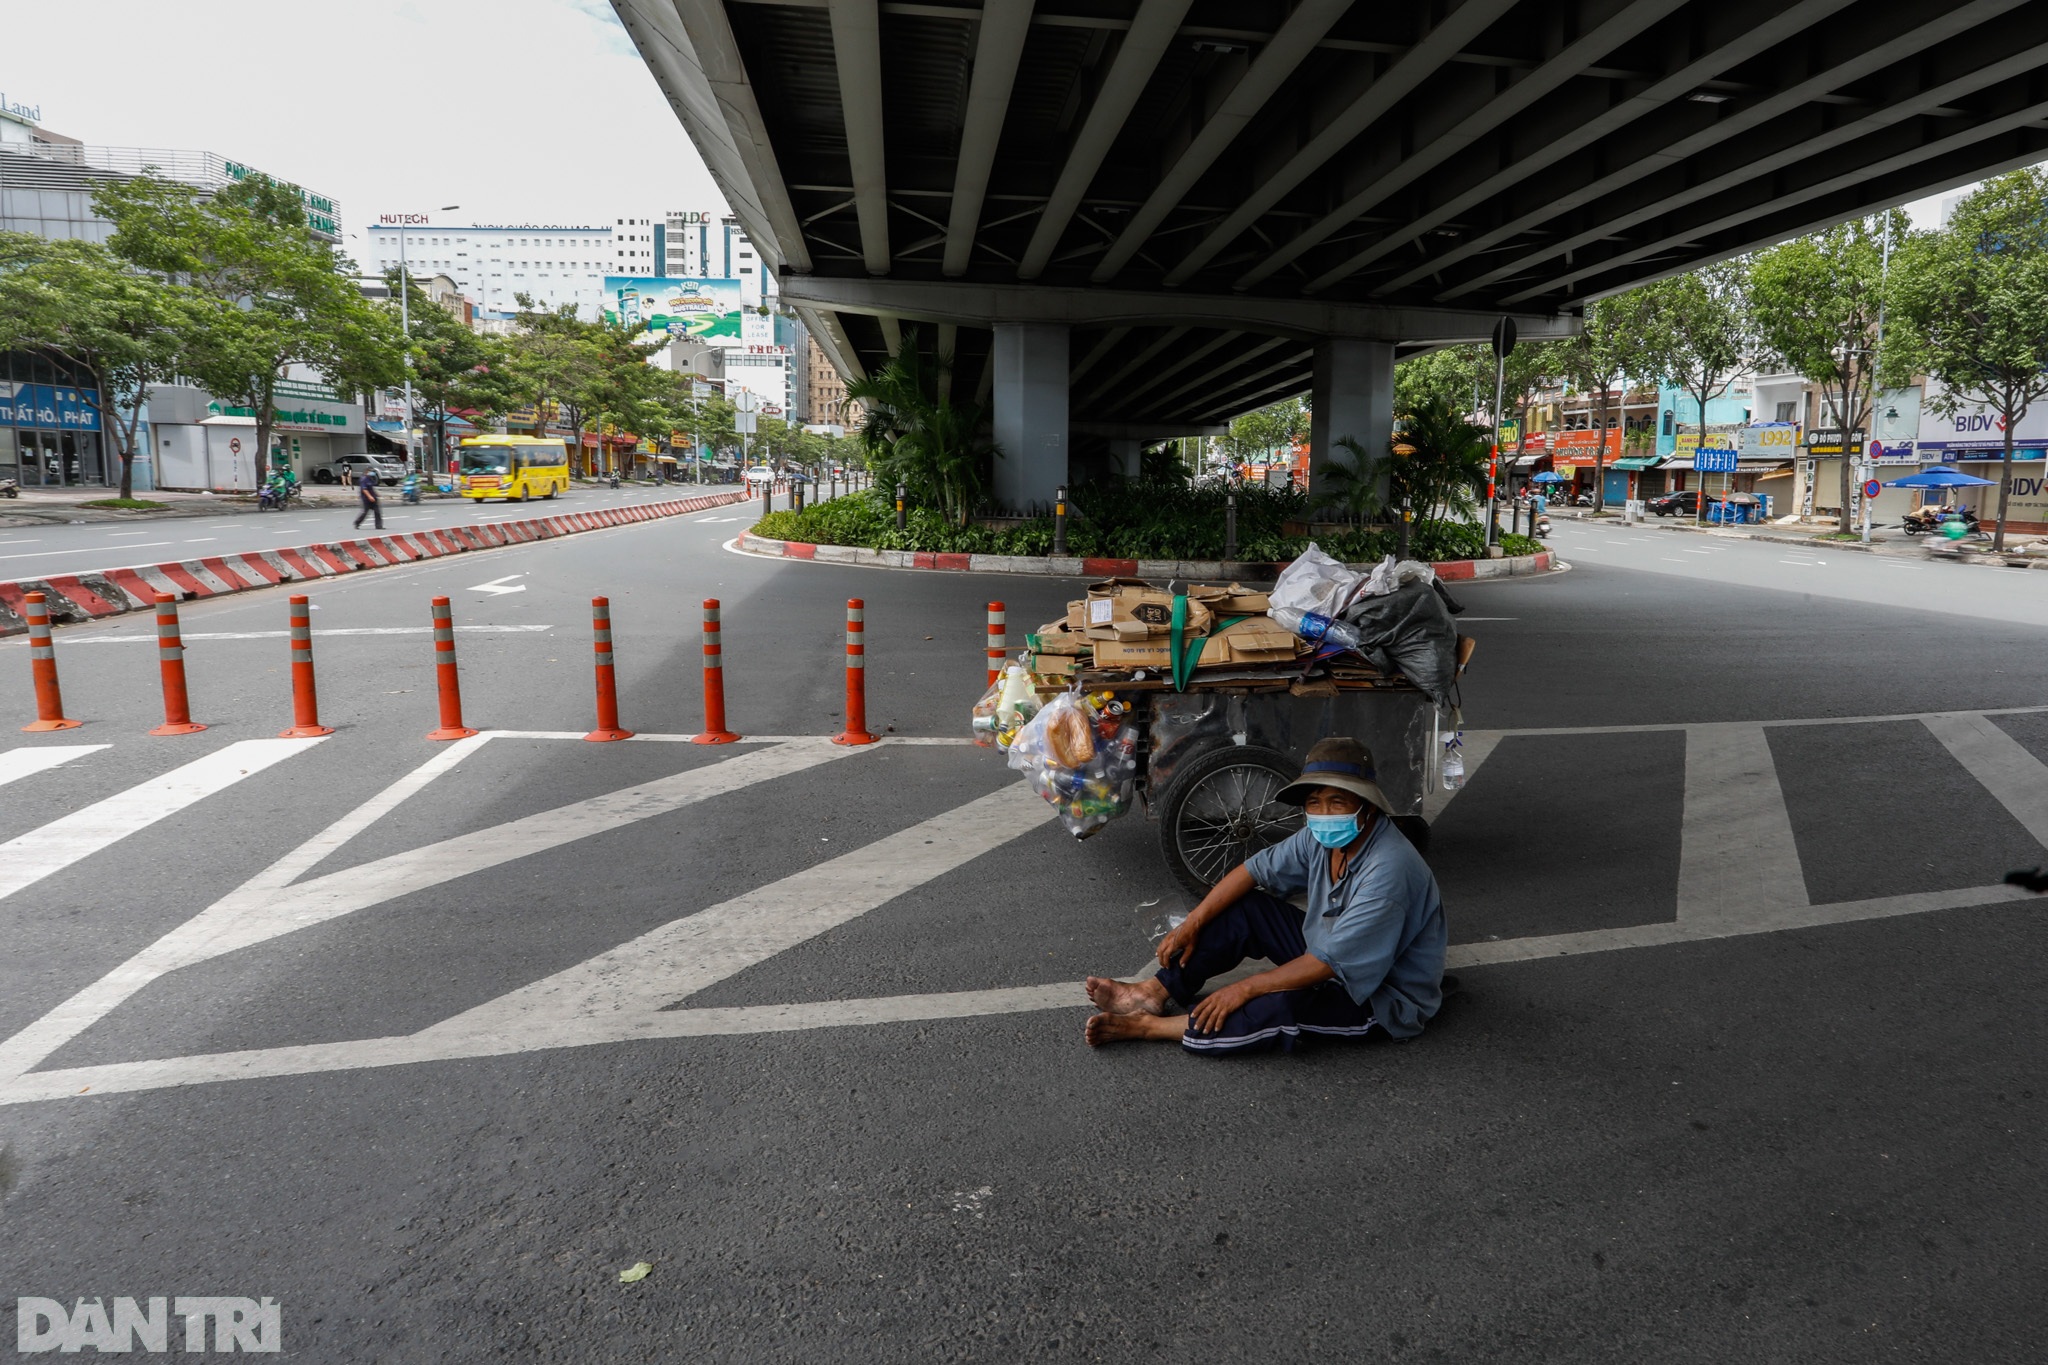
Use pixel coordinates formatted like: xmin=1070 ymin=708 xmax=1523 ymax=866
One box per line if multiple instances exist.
xmin=0 ymin=490 xmax=751 ymax=637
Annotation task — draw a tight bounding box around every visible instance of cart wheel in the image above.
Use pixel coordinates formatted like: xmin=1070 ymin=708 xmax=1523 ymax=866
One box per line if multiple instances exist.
xmin=1157 ymin=745 xmax=1302 ymax=899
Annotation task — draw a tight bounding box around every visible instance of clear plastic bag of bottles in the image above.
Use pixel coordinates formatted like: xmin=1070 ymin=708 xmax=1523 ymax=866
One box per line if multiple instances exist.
xmin=971 ymin=660 xmax=1041 ymax=751
xmin=1005 ymin=690 xmax=1139 ymax=839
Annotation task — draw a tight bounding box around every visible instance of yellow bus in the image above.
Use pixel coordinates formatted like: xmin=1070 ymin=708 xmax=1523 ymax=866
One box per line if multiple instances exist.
xmin=457 ymin=436 xmax=571 ymax=502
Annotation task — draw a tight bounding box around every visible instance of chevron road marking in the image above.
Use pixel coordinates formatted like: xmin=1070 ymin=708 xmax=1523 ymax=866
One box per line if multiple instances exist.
xmin=0 ymin=744 xmax=108 ymax=789
xmin=0 ymin=739 xmax=321 ymax=905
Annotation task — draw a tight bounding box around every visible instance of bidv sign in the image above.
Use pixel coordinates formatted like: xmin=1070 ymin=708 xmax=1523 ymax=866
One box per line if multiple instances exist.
xmin=16 ymin=1297 xmax=279 ymax=1353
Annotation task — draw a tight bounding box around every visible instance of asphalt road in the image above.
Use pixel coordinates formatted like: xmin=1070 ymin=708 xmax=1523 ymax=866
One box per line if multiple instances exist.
xmin=0 ymin=483 xmax=763 ymax=584
xmin=2 ymin=508 xmax=2044 ymax=1361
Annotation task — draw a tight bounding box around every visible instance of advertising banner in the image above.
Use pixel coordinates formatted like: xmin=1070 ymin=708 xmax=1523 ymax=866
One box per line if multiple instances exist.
xmin=1916 ymin=381 xmax=2048 ymax=457
xmin=604 ymin=276 xmax=743 ymax=343
xmin=1738 ymin=423 xmax=1799 ymax=460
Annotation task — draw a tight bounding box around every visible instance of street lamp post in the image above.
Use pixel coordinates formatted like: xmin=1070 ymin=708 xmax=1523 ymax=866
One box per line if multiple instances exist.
xmin=397 ymin=206 xmax=462 ymax=475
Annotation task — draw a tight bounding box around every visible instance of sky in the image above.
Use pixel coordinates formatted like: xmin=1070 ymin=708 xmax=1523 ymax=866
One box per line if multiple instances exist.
xmin=1 ymin=1 xmax=1966 ymax=271
xmin=3 ymin=0 xmax=725 ymax=269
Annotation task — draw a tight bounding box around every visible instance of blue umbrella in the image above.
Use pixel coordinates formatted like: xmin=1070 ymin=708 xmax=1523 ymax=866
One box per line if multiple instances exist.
xmin=1886 ymin=467 xmax=1997 ymax=488
xmin=1530 ymin=471 xmax=1567 ymax=483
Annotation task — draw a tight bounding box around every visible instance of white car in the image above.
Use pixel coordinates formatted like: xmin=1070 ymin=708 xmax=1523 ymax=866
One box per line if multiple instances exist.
xmin=742 ymin=467 xmax=776 ymax=484
xmin=314 ymin=453 xmax=406 ymax=486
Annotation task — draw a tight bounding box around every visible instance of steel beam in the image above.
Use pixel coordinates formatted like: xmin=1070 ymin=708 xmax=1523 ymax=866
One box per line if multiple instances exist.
xmin=776 ymin=274 xmax=1578 ymax=343
xmin=1132 ymin=337 xmax=1290 ymax=418
xmin=829 ymin=0 xmax=893 ymax=275
xmin=1117 ymin=330 xmax=1246 ymax=407
xmin=1432 ymin=0 xmax=2034 ymax=300
xmin=1161 ymin=0 xmax=1521 ymax=287
xmin=1072 ymin=421 xmax=1227 ymax=439
xmin=615 ymin=0 xmax=811 ymax=272
xmin=1239 ymin=0 xmax=1690 ymax=292
xmin=1017 ymin=0 xmax=1195 ymax=280
xmin=1091 ymin=0 xmax=1351 ymax=284
xmin=1332 ymin=0 xmax=1860 ymax=295
xmin=1082 ymin=327 xmax=1192 ymax=405
xmin=943 ymin=0 xmax=1035 ymax=277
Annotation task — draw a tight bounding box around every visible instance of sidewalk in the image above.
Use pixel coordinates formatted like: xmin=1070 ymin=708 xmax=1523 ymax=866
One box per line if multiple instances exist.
xmin=0 ymin=486 xmax=348 ymax=527
xmin=1549 ymin=505 xmax=2048 ymax=567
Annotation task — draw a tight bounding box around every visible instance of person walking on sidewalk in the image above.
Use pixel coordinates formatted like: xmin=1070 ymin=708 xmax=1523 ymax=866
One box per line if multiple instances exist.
xmin=1082 ymin=737 xmax=1448 ymax=1054
xmin=352 ymin=468 xmax=383 ymax=531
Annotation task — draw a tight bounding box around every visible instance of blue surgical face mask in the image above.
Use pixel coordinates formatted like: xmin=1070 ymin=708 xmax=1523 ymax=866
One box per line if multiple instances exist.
xmin=1305 ymin=812 xmax=1361 ymax=849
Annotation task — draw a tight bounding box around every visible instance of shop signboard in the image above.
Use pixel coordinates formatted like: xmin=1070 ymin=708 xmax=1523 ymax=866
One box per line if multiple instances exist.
xmin=1915 ymin=382 xmax=2048 ymax=459
xmin=1738 ymin=422 xmax=1799 ymax=459
xmin=604 ymin=276 xmax=743 ymax=342
xmin=1545 ymin=427 xmax=1622 ymax=458
xmin=1804 ymin=428 xmax=1864 ymax=455
xmin=0 ymin=383 xmax=102 ymax=431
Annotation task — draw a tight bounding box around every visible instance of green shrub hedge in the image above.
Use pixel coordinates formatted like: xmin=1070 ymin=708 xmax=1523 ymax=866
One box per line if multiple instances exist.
xmin=752 ymin=486 xmax=1540 ymax=562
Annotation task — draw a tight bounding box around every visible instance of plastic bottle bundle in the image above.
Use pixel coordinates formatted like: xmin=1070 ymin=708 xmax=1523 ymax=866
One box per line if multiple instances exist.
xmin=1004 ymin=690 xmax=1138 ymax=838
xmin=970 ymin=661 xmax=1041 ymax=750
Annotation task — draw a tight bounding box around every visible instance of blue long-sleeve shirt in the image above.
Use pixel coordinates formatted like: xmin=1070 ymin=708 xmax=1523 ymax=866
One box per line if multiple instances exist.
xmin=1243 ymin=820 xmax=1447 ymax=1038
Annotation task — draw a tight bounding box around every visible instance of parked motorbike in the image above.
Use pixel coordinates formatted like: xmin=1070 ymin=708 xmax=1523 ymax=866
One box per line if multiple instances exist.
xmin=1902 ymin=505 xmax=1980 ymax=536
xmin=0 ymin=478 xmax=18 ymax=498
xmin=1570 ymin=490 xmax=1594 ymax=508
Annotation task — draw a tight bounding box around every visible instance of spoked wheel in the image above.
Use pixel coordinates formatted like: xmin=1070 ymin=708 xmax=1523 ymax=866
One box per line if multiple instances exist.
xmin=1156 ymin=744 xmax=1302 ymax=899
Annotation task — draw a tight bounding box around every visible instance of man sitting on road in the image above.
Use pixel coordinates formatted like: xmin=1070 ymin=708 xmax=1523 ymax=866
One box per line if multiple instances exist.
xmin=1084 ymin=737 xmax=1447 ymax=1055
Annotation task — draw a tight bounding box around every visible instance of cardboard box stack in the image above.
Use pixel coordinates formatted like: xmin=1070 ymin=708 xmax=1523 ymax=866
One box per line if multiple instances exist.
xmin=1024 ymin=576 xmax=1377 ymax=690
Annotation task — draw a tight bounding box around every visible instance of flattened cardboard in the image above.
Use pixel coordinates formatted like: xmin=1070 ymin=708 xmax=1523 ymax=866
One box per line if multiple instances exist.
xmin=1082 ymin=580 xmax=1211 ymax=641
xmin=1090 ymin=638 xmax=1175 ymax=670
xmin=1190 ymin=582 xmax=1272 ymax=614
xmin=1195 ymin=616 xmax=1302 ymax=667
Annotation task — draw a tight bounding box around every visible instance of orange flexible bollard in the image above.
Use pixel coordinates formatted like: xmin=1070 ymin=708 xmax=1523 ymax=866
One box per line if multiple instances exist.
xmin=833 ymin=597 xmax=878 ymax=746
xmin=693 ymin=598 xmax=739 ymax=743
xmin=584 ymin=595 xmax=633 ymax=741
xmin=19 ymin=592 xmax=81 ymax=732
xmin=985 ymin=601 xmax=1006 ymax=686
xmin=148 ymin=594 xmax=205 ymax=736
xmin=426 ymin=596 xmax=478 ymax=740
xmin=280 ymin=594 xmax=333 ymax=737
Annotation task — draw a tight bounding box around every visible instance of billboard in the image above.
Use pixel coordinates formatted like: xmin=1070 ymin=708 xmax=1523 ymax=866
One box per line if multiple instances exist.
xmin=603 ymin=276 xmax=743 ymax=342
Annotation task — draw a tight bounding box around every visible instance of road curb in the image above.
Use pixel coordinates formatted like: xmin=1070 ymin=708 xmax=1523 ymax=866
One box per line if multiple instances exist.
xmin=734 ymin=531 xmax=1553 ymax=582
xmin=0 ymin=490 xmax=751 ymax=637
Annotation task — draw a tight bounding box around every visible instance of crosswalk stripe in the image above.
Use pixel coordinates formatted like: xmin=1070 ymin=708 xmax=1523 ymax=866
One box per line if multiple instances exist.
xmin=0 ymin=745 xmax=108 ymax=789
xmin=0 ymin=739 xmax=322 ymax=905
xmin=1921 ymin=712 xmax=2048 ymax=850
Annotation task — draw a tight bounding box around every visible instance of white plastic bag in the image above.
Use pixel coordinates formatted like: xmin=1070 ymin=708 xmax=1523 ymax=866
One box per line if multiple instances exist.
xmin=1358 ymin=553 xmax=1435 ymax=600
xmin=1269 ymin=542 xmax=1362 ymax=618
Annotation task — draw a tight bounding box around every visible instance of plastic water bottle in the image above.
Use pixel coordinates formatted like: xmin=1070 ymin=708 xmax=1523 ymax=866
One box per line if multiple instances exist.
xmin=1269 ymin=605 xmax=1364 ymax=651
xmin=1442 ymin=732 xmax=1466 ymax=791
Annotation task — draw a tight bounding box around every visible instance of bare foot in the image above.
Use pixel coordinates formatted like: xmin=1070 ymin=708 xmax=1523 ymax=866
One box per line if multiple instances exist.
xmin=1084 ymin=1011 xmax=1186 ymax=1047
xmin=1084 ymin=975 xmax=1167 ymax=1016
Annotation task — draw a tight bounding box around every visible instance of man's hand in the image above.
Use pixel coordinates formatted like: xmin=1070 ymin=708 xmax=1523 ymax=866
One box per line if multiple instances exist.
xmin=1155 ymin=917 xmax=1199 ymax=970
xmin=1188 ymin=980 xmax=1255 ymax=1034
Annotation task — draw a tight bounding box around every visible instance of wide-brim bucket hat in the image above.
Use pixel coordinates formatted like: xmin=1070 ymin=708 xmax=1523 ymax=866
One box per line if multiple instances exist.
xmin=1275 ymin=735 xmax=1395 ymax=813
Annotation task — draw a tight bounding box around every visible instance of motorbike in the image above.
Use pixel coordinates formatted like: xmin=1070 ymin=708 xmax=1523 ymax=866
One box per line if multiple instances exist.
xmin=256 ymin=478 xmax=299 ymax=511
xmin=0 ymin=477 xmax=18 ymax=498
xmin=1902 ymin=505 xmax=1980 ymax=536
xmin=401 ymin=475 xmax=422 ymax=505
xmin=607 ymin=472 xmax=621 ymax=490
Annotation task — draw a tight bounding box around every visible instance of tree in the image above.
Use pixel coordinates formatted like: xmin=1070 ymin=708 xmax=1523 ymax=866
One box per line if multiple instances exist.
xmin=97 ymin=176 xmax=402 ymax=481
xmin=1888 ymin=169 xmax=2048 ymax=551
xmin=1642 ymin=260 xmax=1757 ymax=523
xmin=505 ymin=311 xmax=601 ymax=474
xmin=1391 ymin=395 xmax=1490 ymax=526
xmin=0 ymin=234 xmax=193 ymax=498
xmin=1552 ymin=290 xmax=1653 ymax=512
xmin=1316 ymin=436 xmax=1386 ymax=525
xmin=1224 ymin=396 xmax=1307 ymax=463
xmin=845 ymin=329 xmax=998 ymax=522
xmin=1395 ymin=345 xmax=1488 ymax=418
xmin=383 ymin=269 xmax=516 ymax=471
xmin=1750 ymin=211 xmax=1907 ymax=531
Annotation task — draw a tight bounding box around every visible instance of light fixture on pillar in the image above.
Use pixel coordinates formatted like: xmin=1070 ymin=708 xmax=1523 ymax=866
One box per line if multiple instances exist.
xmin=1053 ymin=484 xmax=1069 ymax=556
xmin=1392 ymin=440 xmax=1416 ymax=561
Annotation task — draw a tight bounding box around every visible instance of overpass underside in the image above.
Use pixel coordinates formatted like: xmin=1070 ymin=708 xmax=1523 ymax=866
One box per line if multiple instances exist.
xmin=615 ymin=0 xmax=2048 ymax=505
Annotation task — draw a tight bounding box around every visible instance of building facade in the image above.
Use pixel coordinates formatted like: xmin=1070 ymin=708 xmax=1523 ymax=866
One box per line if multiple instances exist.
xmin=662 ymin=210 xmax=760 ymax=301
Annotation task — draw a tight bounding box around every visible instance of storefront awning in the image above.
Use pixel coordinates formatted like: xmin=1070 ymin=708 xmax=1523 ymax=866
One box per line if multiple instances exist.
xmin=1507 ymin=454 xmax=1544 ymax=470
xmin=1610 ymin=456 xmax=1657 ymax=470
xmin=1736 ymin=460 xmax=1792 ymax=473
xmin=1657 ymin=454 xmax=1696 ymax=467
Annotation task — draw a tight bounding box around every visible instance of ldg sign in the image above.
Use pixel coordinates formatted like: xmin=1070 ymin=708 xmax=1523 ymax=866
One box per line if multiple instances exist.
xmin=1950 ymin=413 xmax=2008 ymax=433
xmin=16 ymin=1297 xmax=280 ymax=1353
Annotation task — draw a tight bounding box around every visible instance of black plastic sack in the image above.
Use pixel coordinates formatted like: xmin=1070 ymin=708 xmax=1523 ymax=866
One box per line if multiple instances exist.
xmin=1341 ymin=579 xmax=1458 ymax=707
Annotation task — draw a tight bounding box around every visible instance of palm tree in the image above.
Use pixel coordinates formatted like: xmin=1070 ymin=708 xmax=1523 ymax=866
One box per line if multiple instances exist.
xmin=1392 ymin=396 xmax=1491 ymax=524
xmin=844 ymin=330 xmax=999 ymax=524
xmin=1315 ymin=436 xmax=1387 ymax=525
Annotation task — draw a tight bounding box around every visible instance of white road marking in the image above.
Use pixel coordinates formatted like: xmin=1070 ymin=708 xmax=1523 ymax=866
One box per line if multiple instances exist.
xmin=424 ymin=782 xmax=1054 ymax=1039
xmin=470 ymin=574 xmax=527 ymax=595
xmin=0 ymin=542 xmax=174 ymax=561
xmin=184 ymin=538 xmax=218 ymax=543
xmin=0 ymin=738 xmax=860 ymax=1082
xmin=0 ymin=745 xmax=109 ymax=789
xmin=0 ymin=739 xmax=321 ymax=906
xmin=1676 ymin=724 xmax=1808 ymax=927
xmin=107 ymin=531 xmax=151 ymax=537
xmin=0 ymin=539 xmax=42 ymax=545
xmin=1921 ymin=713 xmax=2048 ymax=849
xmin=61 ymin=625 xmax=554 ymax=645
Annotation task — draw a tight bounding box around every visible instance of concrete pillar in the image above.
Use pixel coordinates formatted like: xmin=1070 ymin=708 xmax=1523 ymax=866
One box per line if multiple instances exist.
xmin=1308 ymin=338 xmax=1395 ymax=498
xmin=991 ymin=323 xmax=1068 ymax=511
xmin=1108 ymin=438 xmax=1142 ymax=481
